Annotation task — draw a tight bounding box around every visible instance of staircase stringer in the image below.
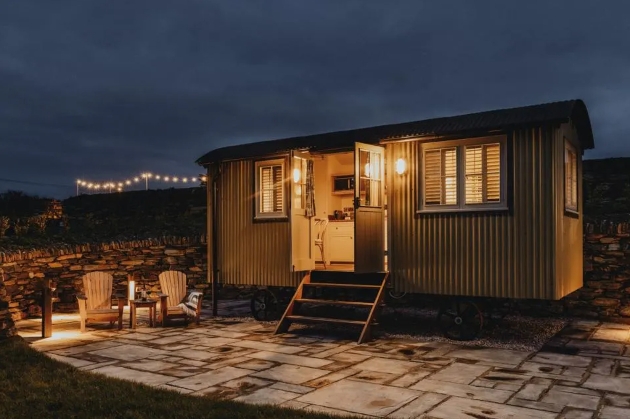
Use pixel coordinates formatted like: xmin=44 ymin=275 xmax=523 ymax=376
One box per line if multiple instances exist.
xmin=358 ymin=271 xmax=389 ymax=344
xmin=274 ymin=272 xmax=311 ymax=335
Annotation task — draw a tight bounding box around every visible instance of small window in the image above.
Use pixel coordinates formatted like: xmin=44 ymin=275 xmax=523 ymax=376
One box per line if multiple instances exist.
xmin=564 ymin=141 xmax=578 ymax=212
xmin=420 ymin=136 xmax=506 ymax=212
xmin=465 ymin=143 xmax=501 ymax=204
xmin=255 ymin=159 xmax=287 ymax=219
xmin=423 ymin=148 xmax=457 ymax=206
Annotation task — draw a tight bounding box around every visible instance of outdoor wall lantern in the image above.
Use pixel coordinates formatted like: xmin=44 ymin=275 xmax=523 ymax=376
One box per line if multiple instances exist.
xmin=395 ymin=158 xmax=407 ymax=175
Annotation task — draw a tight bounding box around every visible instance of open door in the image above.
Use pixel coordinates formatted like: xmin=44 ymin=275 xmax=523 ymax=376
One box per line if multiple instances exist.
xmin=354 ymin=142 xmax=385 ymax=273
xmin=291 ymin=150 xmax=315 ymax=272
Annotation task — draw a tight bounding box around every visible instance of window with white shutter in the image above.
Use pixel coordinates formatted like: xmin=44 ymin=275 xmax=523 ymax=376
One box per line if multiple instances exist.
xmin=420 ymin=136 xmax=506 ymax=212
xmin=564 ymin=141 xmax=578 ymax=212
xmin=465 ymin=143 xmax=501 ymax=204
xmin=255 ymin=159 xmax=287 ymax=219
xmin=423 ymin=148 xmax=457 ymax=206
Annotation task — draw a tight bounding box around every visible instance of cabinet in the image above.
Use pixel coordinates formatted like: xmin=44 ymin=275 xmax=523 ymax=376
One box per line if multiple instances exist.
xmin=327 ymin=222 xmax=354 ymax=262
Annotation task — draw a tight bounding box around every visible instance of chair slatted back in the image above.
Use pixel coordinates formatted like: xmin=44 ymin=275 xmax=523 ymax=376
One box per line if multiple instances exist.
xmin=83 ymin=271 xmax=113 ymax=310
xmin=159 ymin=271 xmax=187 ymax=306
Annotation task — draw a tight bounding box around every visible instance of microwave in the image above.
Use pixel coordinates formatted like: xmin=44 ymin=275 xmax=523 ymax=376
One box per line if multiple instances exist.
xmin=332 ymin=175 xmax=354 ymax=194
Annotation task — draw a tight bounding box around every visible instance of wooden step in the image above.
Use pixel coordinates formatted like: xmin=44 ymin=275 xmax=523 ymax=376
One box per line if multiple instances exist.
xmin=295 ymin=298 xmax=374 ymax=307
xmin=274 ymin=271 xmax=389 ymax=344
xmin=303 ymin=283 xmax=380 ymax=289
xmin=285 ymin=315 xmax=366 ymax=326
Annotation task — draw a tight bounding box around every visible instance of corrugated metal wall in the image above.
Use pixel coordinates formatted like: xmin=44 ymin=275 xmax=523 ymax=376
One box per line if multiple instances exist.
xmin=216 ymin=160 xmax=303 ymax=287
xmin=386 ymin=128 xmax=557 ymax=300
xmin=554 ymin=122 xmax=583 ymax=299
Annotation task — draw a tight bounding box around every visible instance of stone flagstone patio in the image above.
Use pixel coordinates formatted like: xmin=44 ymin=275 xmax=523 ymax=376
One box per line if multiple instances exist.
xmin=16 ymin=301 xmax=630 ymax=419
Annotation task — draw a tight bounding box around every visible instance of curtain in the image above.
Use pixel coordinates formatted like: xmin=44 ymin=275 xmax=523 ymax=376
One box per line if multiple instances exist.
xmin=305 ymin=159 xmax=316 ymax=217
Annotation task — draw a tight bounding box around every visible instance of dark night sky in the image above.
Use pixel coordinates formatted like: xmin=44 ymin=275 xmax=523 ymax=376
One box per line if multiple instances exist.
xmin=1 ymin=1 xmax=629 ymax=198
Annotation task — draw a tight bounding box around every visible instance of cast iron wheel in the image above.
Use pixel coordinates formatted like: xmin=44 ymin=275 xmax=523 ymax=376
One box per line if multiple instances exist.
xmin=388 ymin=290 xmax=407 ymax=299
xmin=437 ymin=299 xmax=483 ymax=341
xmin=250 ymin=289 xmax=279 ymax=321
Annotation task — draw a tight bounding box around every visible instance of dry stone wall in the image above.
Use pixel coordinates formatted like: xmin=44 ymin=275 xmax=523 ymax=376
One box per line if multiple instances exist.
xmin=0 ymin=236 xmax=208 ymax=330
xmin=562 ymin=221 xmax=630 ymax=322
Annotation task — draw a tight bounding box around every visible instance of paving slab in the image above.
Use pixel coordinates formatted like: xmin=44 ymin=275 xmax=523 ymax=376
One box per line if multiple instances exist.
xmin=253 ymin=364 xmax=330 ymax=385
xmin=122 ymin=359 xmax=179 ymax=373
xmin=45 ymin=353 xmax=94 ymax=368
xmin=305 ymin=368 xmax=360 ymax=388
xmin=233 ymin=388 xmax=300 ymax=405
xmin=530 ymin=352 xmax=592 ymax=367
xmin=583 ymin=374 xmax=630 ymax=394
xmin=168 ymin=348 xmax=222 ymax=361
xmin=89 ymin=344 xmax=170 ymax=361
xmin=169 ymin=366 xmax=251 ymax=391
xmin=561 ymin=409 xmax=595 ymax=419
xmin=389 ymin=370 xmax=432 ymax=387
xmin=246 ymin=351 xmax=333 ymax=368
xmin=50 ymin=340 xmax=122 ymax=356
xmin=270 ymin=382 xmax=315 ymax=394
xmin=541 ymin=387 xmax=600 ymax=410
xmin=90 ymin=365 xmax=175 ymax=386
xmin=427 ymin=396 xmax=557 ymax=419
xmin=352 ymin=357 xmax=419 ymax=375
xmin=222 ymin=376 xmax=273 ymax=390
xmin=349 ymin=370 xmax=400 ymax=384
xmin=230 ymin=340 xmax=305 ymax=354
xmin=592 ymin=328 xmax=630 ymax=343
xmin=387 ymin=392 xmax=447 ymax=418
xmin=410 ymin=379 xmax=513 ymax=403
xmin=600 ymin=406 xmax=630 ymax=419
xmin=430 ymin=362 xmax=489 ymax=384
xmin=447 ymin=348 xmax=529 ymax=366
xmin=297 ymin=379 xmax=420 ymax=417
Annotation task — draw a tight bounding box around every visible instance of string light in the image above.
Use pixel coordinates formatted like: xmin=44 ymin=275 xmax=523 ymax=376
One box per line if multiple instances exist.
xmin=75 ymin=172 xmax=206 ymax=194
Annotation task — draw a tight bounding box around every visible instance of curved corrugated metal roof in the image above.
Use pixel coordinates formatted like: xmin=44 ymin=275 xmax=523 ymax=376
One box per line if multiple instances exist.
xmin=196 ymin=99 xmax=594 ymax=165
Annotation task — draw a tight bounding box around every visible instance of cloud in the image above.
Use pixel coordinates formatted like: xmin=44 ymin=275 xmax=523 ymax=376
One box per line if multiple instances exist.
xmin=1 ymin=0 xmax=629 ymax=197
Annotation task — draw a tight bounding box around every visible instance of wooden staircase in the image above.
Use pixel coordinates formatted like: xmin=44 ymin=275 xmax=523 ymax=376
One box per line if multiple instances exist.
xmin=274 ymin=270 xmax=389 ymax=344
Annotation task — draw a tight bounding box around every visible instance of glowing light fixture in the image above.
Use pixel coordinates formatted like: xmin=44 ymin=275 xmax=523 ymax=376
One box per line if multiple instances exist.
xmin=173 ymin=177 xmax=179 ymax=182
xmin=125 ymin=180 xmax=131 ymax=185
xmin=133 ymin=177 xmax=140 ymax=182
xmin=155 ymin=175 xmax=161 ymax=180
xmin=395 ymin=158 xmax=407 ymax=175
xmin=164 ymin=176 xmax=170 ymax=181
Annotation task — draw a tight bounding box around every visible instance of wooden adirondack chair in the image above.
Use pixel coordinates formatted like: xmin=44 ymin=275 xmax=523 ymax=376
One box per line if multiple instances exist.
xmin=158 ymin=271 xmax=202 ymax=326
xmin=77 ymin=271 xmax=125 ymax=332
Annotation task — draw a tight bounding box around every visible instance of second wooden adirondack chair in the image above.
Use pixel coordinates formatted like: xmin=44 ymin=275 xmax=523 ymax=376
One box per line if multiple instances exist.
xmin=158 ymin=271 xmax=203 ymax=326
xmin=77 ymin=271 xmax=125 ymax=332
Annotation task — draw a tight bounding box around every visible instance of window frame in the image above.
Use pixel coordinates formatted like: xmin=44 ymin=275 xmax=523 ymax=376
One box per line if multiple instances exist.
xmin=564 ymin=140 xmax=579 ymax=215
xmin=418 ymin=135 xmax=508 ymax=213
xmin=254 ymin=158 xmax=288 ymax=221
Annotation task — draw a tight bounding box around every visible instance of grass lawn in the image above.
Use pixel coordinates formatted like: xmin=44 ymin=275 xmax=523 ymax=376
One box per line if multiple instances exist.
xmin=0 ymin=337 xmax=357 ymax=419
